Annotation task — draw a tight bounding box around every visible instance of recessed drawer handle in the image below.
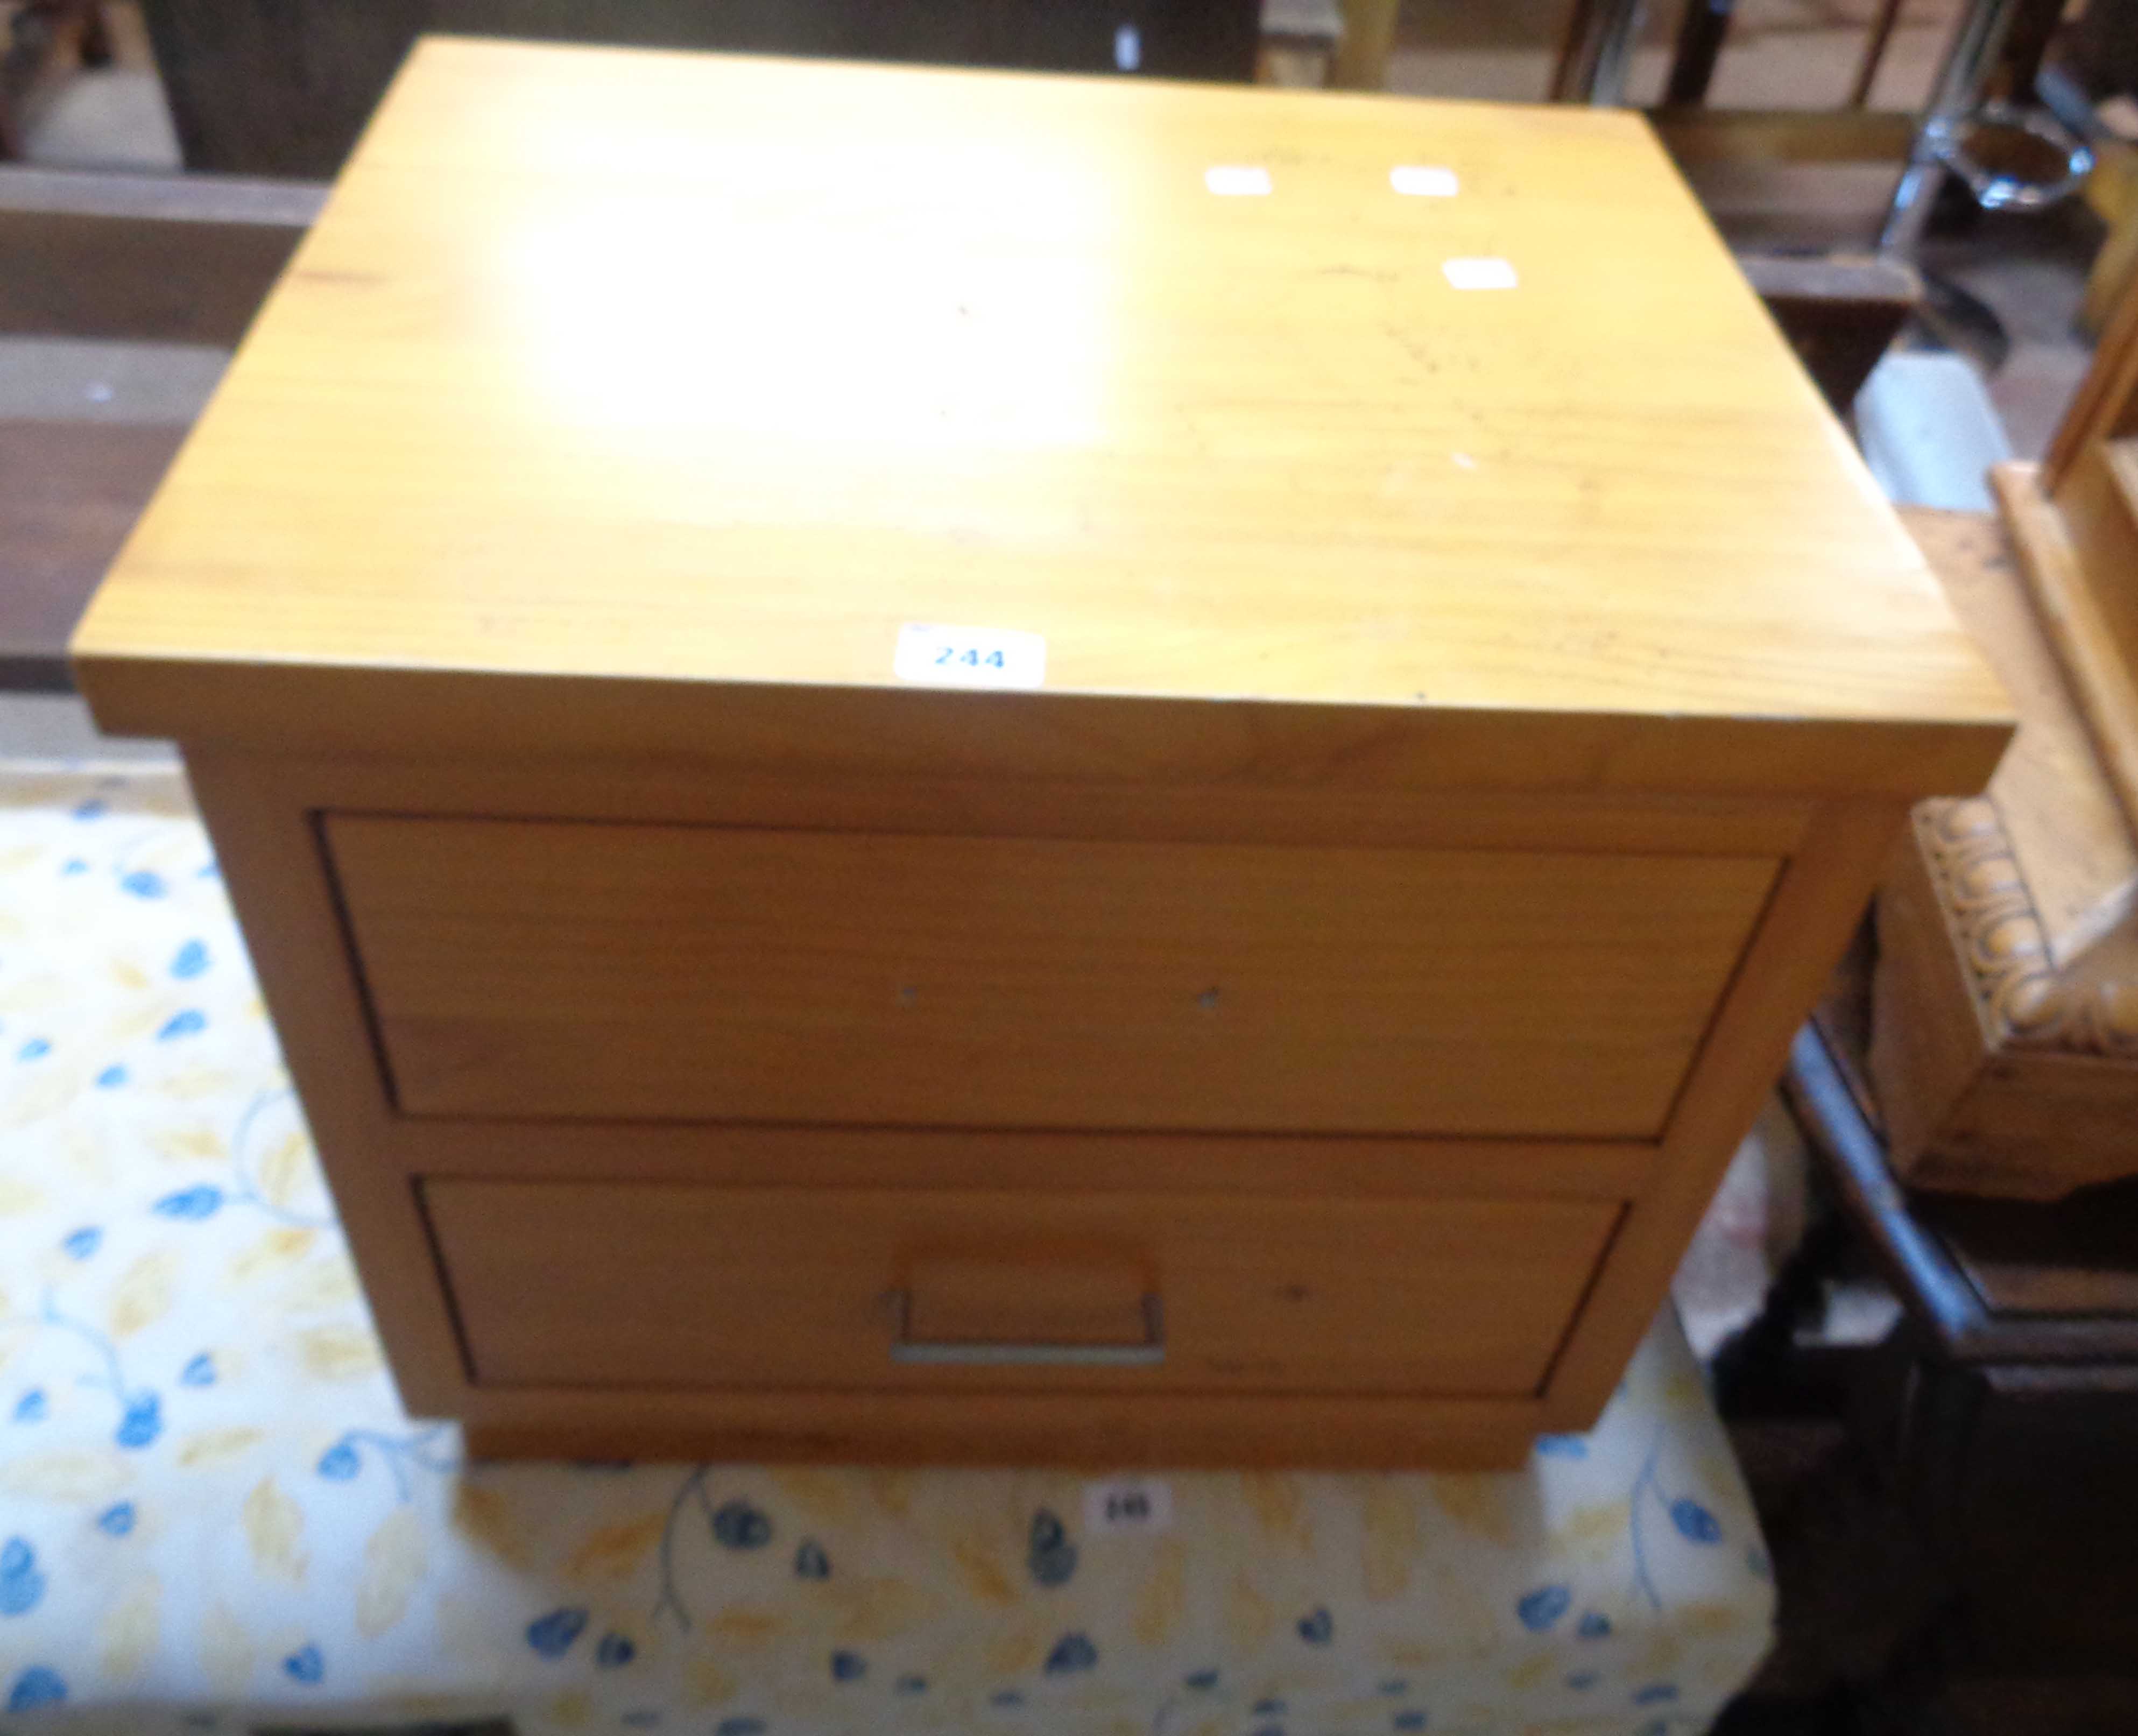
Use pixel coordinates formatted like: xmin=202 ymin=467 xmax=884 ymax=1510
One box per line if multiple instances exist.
xmin=889 ymin=1292 xmax=1166 ymax=1367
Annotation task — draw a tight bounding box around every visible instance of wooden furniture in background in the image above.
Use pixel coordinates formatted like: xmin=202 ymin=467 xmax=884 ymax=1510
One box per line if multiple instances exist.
xmin=1788 ymin=1024 xmax=2138 ymax=1671
xmin=73 ymin=39 xmax=2008 ymax=1465
xmin=0 ymin=0 xmax=109 ymax=158
xmin=1872 ymin=290 xmax=2138 ymax=1197
xmin=0 ymin=165 xmax=320 ymax=691
xmin=137 ymin=0 xmax=1258 ymax=177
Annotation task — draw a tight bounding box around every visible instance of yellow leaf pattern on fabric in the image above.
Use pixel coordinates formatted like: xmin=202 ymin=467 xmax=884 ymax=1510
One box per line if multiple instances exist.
xmin=159 ymin=1067 xmax=240 ymax=1101
xmin=1223 ymin=1572 xmax=1274 ymax=1648
xmin=1361 ymin=1480 xmax=1419 ymax=1600
xmin=0 ymin=1177 xmax=44 ymax=1214
xmin=1131 ymin=1538 xmax=1187 ymax=1647
xmin=356 ymin=1506 xmax=427 ymax=1637
xmin=710 ymin=1606 xmax=786 ymax=1648
xmin=108 ymin=1251 xmax=177 ymax=1339
xmin=984 ymin=1630 xmax=1042 ymax=1676
xmin=149 ymin=1125 xmax=225 ymax=1165
xmin=199 ymin=1603 xmax=255 ymax=1695
xmin=450 ymin=1481 xmax=532 ymax=1569
xmin=770 ymin=1466 xmax=853 ymax=1523
xmin=278 ymin=1255 xmax=361 ymax=1313
xmin=177 ymin=1428 xmax=264 ymax=1467
xmin=99 ymin=1577 xmax=161 ymax=1682
xmin=0 ymin=1450 xmax=126 ymax=1502
xmin=1556 ymin=1498 xmax=1630 ymax=1556
xmin=228 ymin=1227 xmax=315 ymax=1284
xmin=1433 ymin=1475 xmax=1515 ymax=1547
xmin=242 ymin=1476 xmax=307 ymax=1582
xmin=255 ymin=1130 xmax=315 ymax=1209
xmin=564 ymin=1513 xmax=666 ymax=1583
xmin=686 ymin=1656 xmax=737 ymax=1705
xmin=549 ymin=1689 xmax=591 ymax=1727
xmin=1505 ymin=1652 xmax=1554 ymax=1690
xmin=828 ymin=1577 xmax=935 ymax=1642
xmin=949 ymin=1534 xmax=1019 ymax=1608
xmin=866 ymin=1471 xmax=914 ymax=1518
xmin=110 ymin=959 xmax=150 ymax=991
xmin=297 ymin=1325 xmax=382 ymax=1381
xmin=1240 ymin=1473 xmax=1310 ymax=1548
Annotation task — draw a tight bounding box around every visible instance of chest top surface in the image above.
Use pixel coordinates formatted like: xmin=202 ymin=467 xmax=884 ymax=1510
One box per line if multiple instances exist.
xmin=74 ymin=37 xmax=2008 ymax=784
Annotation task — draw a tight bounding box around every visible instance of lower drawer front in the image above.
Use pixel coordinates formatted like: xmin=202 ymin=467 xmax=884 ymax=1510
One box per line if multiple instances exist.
xmin=424 ymin=1181 xmax=1617 ymax=1398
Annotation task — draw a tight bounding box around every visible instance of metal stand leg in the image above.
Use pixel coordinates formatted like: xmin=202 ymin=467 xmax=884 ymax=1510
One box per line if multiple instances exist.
xmin=1879 ymin=0 xmax=2024 ymax=255
xmin=1549 ymin=0 xmax=1648 ymax=106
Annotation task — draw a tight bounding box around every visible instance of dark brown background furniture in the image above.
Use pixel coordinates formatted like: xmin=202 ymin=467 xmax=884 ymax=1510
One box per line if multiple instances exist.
xmin=138 ymin=0 xmax=1261 ymax=177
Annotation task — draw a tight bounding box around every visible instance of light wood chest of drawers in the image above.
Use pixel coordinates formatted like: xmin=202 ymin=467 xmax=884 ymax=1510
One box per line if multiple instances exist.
xmin=72 ymin=38 xmax=2010 ymax=1466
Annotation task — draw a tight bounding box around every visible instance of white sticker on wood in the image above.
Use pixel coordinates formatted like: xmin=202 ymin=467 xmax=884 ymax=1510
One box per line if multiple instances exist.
xmin=1204 ymin=165 xmax=1273 ymax=197
xmin=1391 ymin=165 xmax=1460 ymax=197
xmin=1442 ymin=256 xmax=1519 ymax=291
xmin=893 ymin=623 xmax=1048 ymax=689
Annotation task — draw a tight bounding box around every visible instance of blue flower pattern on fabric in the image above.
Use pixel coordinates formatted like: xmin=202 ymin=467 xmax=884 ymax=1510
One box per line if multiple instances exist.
xmin=121 ymin=870 xmax=166 ymax=899
xmin=1297 ymin=1606 xmax=1334 ymax=1644
xmin=153 ymin=1184 xmax=222 ymax=1219
xmin=1669 ymin=1498 xmax=1723 ymax=1544
xmin=1 ymin=1537 xmax=46 ymax=1615
xmin=1578 ymin=1610 xmax=1613 ymax=1639
xmin=1516 ymin=1585 xmax=1571 ymax=1631
xmin=1393 ymin=1714 xmax=1428 ymax=1733
xmin=157 ymin=1008 xmax=205 ymax=1040
xmin=61 ymin=1226 xmax=101 ymax=1260
xmin=1027 ymin=1507 xmax=1076 ymax=1585
xmin=17 ymin=1036 xmax=50 ymax=1061
xmin=830 ymin=1650 xmax=865 ymax=1682
xmin=711 ymin=1500 xmax=772 ymax=1549
xmin=793 ymin=1538 xmax=829 ymax=1579
xmin=7 ymin=1666 xmax=65 ymax=1712
xmin=96 ymin=1502 xmax=136 ymax=1537
xmin=526 ymin=1607 xmax=588 ymax=1659
xmin=12 ymin=1390 xmax=45 ymax=1423
xmin=179 ymin=1352 xmax=216 ymax=1386
xmin=281 ymin=1645 xmax=323 ymax=1684
xmin=715 ymin=1718 xmax=765 ymax=1736
xmin=596 ymin=1632 xmax=636 ymax=1668
xmin=1045 ymin=1633 xmax=1097 ymax=1674
xmin=93 ymin=1063 xmax=126 ymax=1087
xmin=171 ymin=939 xmax=209 ymax=978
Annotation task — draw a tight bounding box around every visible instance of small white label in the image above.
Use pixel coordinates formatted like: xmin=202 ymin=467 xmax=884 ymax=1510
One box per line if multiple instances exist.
xmin=1391 ymin=164 xmax=1459 ymax=197
xmin=894 ymin=623 xmax=1047 ymax=689
xmin=1443 ymin=256 xmax=1519 ymax=291
xmin=1204 ymin=165 xmax=1273 ymax=197
xmin=1084 ymin=1477 xmax=1173 ymax=1535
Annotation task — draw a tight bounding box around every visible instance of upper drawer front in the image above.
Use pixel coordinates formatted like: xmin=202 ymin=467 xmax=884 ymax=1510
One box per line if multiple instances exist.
xmin=424 ymin=1180 xmax=1619 ymax=1398
xmin=328 ymin=816 xmax=1774 ymax=1137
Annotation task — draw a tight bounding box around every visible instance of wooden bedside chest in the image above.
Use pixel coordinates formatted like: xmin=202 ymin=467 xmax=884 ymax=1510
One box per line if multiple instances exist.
xmin=72 ymin=37 xmax=2010 ymax=1467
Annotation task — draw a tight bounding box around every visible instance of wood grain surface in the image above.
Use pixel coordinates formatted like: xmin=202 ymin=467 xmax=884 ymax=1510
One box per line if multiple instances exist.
xmin=330 ymin=814 xmax=1776 ymax=1137
xmin=73 ymin=37 xmax=2009 ymax=793
xmin=424 ymin=1179 xmax=1618 ymax=1396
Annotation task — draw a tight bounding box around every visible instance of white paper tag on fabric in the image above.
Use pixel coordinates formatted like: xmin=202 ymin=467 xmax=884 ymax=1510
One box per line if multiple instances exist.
xmin=1391 ymin=164 xmax=1460 ymax=197
xmin=1443 ymin=256 xmax=1519 ymax=290
xmin=1084 ymin=1477 xmax=1174 ymax=1536
xmin=893 ymin=623 xmax=1047 ymax=689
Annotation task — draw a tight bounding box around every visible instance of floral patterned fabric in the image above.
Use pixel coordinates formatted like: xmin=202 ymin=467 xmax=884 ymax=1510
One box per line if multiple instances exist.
xmin=0 ymin=764 xmax=1773 ymax=1736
